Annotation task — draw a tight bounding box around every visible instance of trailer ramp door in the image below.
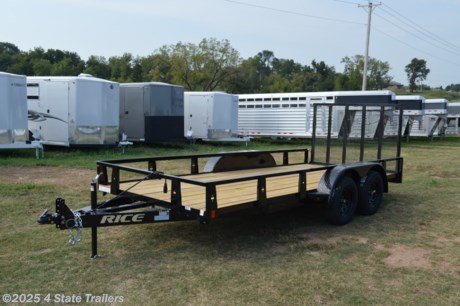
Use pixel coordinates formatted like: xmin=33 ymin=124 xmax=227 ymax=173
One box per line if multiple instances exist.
xmin=45 ymin=81 xmax=69 ymax=143
xmin=120 ymin=86 xmax=145 ymax=140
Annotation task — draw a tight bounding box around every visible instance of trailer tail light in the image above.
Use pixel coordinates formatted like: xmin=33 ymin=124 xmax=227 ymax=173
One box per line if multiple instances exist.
xmin=210 ymin=210 xmax=216 ymax=219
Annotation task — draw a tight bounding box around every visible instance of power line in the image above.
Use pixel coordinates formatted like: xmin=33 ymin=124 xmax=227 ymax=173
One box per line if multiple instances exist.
xmin=375 ymin=11 xmax=460 ymax=57
xmin=330 ymin=0 xmax=361 ymax=5
xmin=381 ymin=4 xmax=460 ymax=53
xmin=223 ymin=0 xmax=460 ymax=73
xmin=373 ymin=27 xmax=460 ymax=67
xmin=223 ymin=0 xmax=365 ymax=25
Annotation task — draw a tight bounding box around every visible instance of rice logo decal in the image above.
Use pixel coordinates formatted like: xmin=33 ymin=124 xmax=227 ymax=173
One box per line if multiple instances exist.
xmin=100 ymin=214 xmax=145 ymax=224
xmin=28 ymin=110 xmax=67 ymax=123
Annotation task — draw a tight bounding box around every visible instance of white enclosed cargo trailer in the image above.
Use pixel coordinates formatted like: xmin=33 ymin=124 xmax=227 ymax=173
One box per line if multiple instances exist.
xmin=184 ymin=92 xmax=239 ymax=141
xmin=237 ymin=91 xmax=396 ymax=138
xmin=0 ymin=71 xmax=28 ymax=144
xmin=120 ymin=82 xmax=184 ymax=142
xmin=27 ymin=74 xmax=120 ymax=147
xmin=0 ymin=71 xmax=43 ymax=157
xmin=446 ymin=102 xmax=460 ymax=135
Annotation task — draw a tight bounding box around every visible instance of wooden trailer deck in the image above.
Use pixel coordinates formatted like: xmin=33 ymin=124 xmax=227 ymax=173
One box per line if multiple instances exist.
xmin=101 ymin=164 xmax=327 ymax=212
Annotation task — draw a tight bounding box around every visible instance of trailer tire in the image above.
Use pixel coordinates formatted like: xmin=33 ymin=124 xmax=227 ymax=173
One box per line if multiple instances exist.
xmin=358 ymin=171 xmax=384 ymax=215
xmin=326 ymin=176 xmax=358 ymax=225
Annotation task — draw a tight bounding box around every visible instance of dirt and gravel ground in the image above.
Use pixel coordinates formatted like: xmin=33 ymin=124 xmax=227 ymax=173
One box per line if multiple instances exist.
xmin=0 ymin=166 xmax=94 ymax=186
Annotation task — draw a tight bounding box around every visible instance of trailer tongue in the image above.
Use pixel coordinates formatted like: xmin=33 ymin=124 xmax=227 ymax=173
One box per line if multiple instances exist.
xmin=38 ymin=103 xmax=404 ymax=258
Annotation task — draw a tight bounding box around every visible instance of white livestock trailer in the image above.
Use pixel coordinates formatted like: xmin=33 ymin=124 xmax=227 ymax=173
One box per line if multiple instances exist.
xmin=384 ymin=95 xmax=425 ymax=138
xmin=184 ymin=92 xmax=239 ymax=141
xmin=446 ymin=102 xmax=460 ymax=135
xmin=27 ymin=74 xmax=120 ymax=147
xmin=237 ymin=91 xmax=396 ymax=139
xmin=409 ymin=98 xmax=447 ymax=138
xmin=0 ymin=71 xmax=43 ymax=157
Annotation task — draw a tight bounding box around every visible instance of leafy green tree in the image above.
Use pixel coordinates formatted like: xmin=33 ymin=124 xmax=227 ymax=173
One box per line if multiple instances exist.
xmin=367 ymin=58 xmax=392 ymax=89
xmin=44 ymin=48 xmax=66 ymax=63
xmin=108 ymin=53 xmax=135 ymax=82
xmin=0 ymin=42 xmax=20 ymax=54
xmin=131 ymin=57 xmax=143 ymax=82
xmin=228 ymin=52 xmax=337 ymax=93
xmin=0 ymin=42 xmax=21 ymax=72
xmin=32 ymin=59 xmax=52 ymax=75
xmin=256 ymin=50 xmax=275 ymax=74
xmin=150 ymin=38 xmax=240 ymax=91
xmin=272 ymin=58 xmax=302 ymax=79
xmin=334 ymin=73 xmax=350 ymax=91
xmin=310 ymin=60 xmax=336 ymax=91
xmin=50 ymin=57 xmax=81 ymax=76
xmin=405 ymin=58 xmax=430 ymax=92
xmin=341 ymin=55 xmax=363 ymax=90
xmin=21 ymin=46 xmax=84 ymax=76
xmin=341 ymin=55 xmax=392 ymax=90
xmin=224 ymin=57 xmax=261 ymax=93
xmin=265 ymin=73 xmax=292 ymax=92
xmin=446 ymin=84 xmax=460 ymax=92
xmin=145 ymin=50 xmax=174 ymax=83
xmin=84 ymin=55 xmax=111 ymax=79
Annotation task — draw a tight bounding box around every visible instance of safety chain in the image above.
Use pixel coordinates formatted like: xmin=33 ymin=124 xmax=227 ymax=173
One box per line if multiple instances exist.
xmin=68 ymin=211 xmax=83 ymax=245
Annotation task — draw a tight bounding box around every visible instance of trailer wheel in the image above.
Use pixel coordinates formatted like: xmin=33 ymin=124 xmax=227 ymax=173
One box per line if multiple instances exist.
xmin=326 ymin=176 xmax=358 ymax=225
xmin=358 ymin=171 xmax=384 ymax=215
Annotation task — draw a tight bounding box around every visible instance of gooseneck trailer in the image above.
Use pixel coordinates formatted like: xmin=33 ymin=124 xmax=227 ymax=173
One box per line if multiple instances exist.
xmin=39 ymin=102 xmax=404 ymax=258
xmin=446 ymin=102 xmax=460 ymax=134
xmin=237 ymin=90 xmax=395 ymax=138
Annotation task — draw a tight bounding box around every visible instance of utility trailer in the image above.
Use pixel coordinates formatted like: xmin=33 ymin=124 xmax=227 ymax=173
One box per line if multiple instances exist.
xmin=38 ymin=103 xmax=404 ymax=258
xmin=0 ymin=71 xmax=43 ymax=157
xmin=119 ymin=82 xmax=184 ymax=142
xmin=27 ymin=74 xmax=120 ymax=147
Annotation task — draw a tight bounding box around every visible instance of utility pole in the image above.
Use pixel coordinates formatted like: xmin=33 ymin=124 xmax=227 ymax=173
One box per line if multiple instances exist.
xmin=359 ymin=1 xmax=381 ymax=91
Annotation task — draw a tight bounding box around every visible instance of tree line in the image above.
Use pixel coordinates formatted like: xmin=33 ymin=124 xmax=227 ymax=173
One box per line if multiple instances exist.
xmin=1 ymin=38 xmax=444 ymax=93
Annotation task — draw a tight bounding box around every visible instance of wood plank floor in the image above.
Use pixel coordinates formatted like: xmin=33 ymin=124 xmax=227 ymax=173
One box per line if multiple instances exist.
xmin=103 ymin=164 xmax=326 ymax=212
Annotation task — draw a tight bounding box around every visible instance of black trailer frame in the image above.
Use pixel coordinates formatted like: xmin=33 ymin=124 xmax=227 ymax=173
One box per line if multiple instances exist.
xmin=39 ymin=103 xmax=404 ymax=258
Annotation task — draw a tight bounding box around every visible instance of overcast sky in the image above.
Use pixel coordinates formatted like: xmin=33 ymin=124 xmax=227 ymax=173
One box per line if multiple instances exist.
xmin=2 ymin=0 xmax=460 ymax=88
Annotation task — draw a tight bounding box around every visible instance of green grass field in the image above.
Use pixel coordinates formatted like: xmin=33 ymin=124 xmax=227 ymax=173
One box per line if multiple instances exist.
xmin=0 ymin=138 xmax=459 ymax=305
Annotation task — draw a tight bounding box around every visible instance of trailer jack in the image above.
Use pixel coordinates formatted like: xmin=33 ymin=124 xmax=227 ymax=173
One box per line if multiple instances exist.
xmin=38 ymin=198 xmax=78 ymax=229
xmin=38 ymin=194 xmax=197 ymax=258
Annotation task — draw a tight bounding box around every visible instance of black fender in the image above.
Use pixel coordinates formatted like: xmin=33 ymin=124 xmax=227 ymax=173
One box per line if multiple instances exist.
xmin=203 ymin=151 xmax=276 ymax=172
xmin=317 ymin=162 xmax=388 ymax=195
